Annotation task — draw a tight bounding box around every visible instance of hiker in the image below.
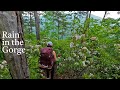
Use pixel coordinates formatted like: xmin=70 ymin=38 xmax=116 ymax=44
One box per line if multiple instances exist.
xmin=39 ymin=41 xmax=57 ymax=79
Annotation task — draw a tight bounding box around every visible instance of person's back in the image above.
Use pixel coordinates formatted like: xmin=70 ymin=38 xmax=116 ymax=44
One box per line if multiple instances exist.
xmin=39 ymin=41 xmax=57 ymax=79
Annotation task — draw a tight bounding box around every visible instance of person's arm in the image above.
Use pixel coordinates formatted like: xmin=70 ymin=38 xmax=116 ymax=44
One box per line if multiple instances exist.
xmin=52 ymin=51 xmax=57 ymax=61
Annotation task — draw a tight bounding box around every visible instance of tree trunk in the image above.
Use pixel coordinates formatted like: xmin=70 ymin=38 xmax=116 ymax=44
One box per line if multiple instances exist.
xmin=88 ymin=11 xmax=91 ymax=29
xmin=102 ymin=11 xmax=107 ymax=21
xmin=0 ymin=11 xmax=29 ymax=79
xmin=29 ymin=11 xmax=33 ymax=33
xmin=89 ymin=11 xmax=91 ymax=19
xmin=58 ymin=17 xmax=60 ymax=40
xmin=83 ymin=11 xmax=89 ymax=34
xmin=34 ymin=11 xmax=40 ymax=42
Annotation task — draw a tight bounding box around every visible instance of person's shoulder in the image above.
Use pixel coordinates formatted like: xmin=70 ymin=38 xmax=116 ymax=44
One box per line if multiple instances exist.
xmin=53 ymin=50 xmax=55 ymax=52
xmin=53 ymin=50 xmax=56 ymax=54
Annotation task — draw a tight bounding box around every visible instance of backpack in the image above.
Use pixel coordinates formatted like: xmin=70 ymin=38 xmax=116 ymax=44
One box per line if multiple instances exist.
xmin=39 ymin=47 xmax=55 ymax=69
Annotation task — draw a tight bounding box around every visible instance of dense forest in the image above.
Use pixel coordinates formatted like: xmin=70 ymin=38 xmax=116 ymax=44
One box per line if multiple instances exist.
xmin=0 ymin=11 xmax=120 ymax=79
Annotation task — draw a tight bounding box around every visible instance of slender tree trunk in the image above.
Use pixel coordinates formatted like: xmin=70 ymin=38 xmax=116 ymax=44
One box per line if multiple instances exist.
xmin=89 ymin=11 xmax=91 ymax=19
xmin=58 ymin=17 xmax=60 ymax=40
xmin=88 ymin=11 xmax=91 ymax=29
xmin=53 ymin=12 xmax=55 ymax=33
xmin=102 ymin=11 xmax=107 ymax=21
xmin=83 ymin=11 xmax=89 ymax=34
xmin=81 ymin=11 xmax=91 ymax=45
xmin=34 ymin=11 xmax=40 ymax=43
xmin=0 ymin=11 xmax=29 ymax=79
xmin=29 ymin=11 xmax=33 ymax=33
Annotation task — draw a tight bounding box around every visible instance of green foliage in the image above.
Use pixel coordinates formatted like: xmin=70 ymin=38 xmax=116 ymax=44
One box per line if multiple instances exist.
xmin=1 ymin=11 xmax=120 ymax=79
xmin=0 ymin=67 xmax=11 ymax=79
xmin=25 ymin=12 xmax=120 ymax=79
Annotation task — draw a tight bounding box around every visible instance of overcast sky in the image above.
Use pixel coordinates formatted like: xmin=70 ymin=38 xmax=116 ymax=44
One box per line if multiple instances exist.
xmin=34 ymin=11 xmax=120 ymax=19
xmin=91 ymin=11 xmax=120 ymax=19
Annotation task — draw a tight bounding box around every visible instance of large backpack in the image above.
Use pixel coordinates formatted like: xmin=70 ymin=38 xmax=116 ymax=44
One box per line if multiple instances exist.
xmin=39 ymin=47 xmax=55 ymax=69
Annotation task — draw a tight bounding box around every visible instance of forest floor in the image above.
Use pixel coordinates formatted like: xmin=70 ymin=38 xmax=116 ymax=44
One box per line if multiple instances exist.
xmin=40 ymin=69 xmax=66 ymax=79
xmin=55 ymin=73 xmax=65 ymax=79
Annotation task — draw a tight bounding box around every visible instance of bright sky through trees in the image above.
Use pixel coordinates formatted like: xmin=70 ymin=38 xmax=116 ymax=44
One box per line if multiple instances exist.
xmin=91 ymin=11 xmax=120 ymax=19
xmin=27 ymin=11 xmax=120 ymax=19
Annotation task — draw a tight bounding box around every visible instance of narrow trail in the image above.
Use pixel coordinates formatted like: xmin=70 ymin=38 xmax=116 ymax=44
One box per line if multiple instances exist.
xmin=40 ymin=69 xmax=66 ymax=79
